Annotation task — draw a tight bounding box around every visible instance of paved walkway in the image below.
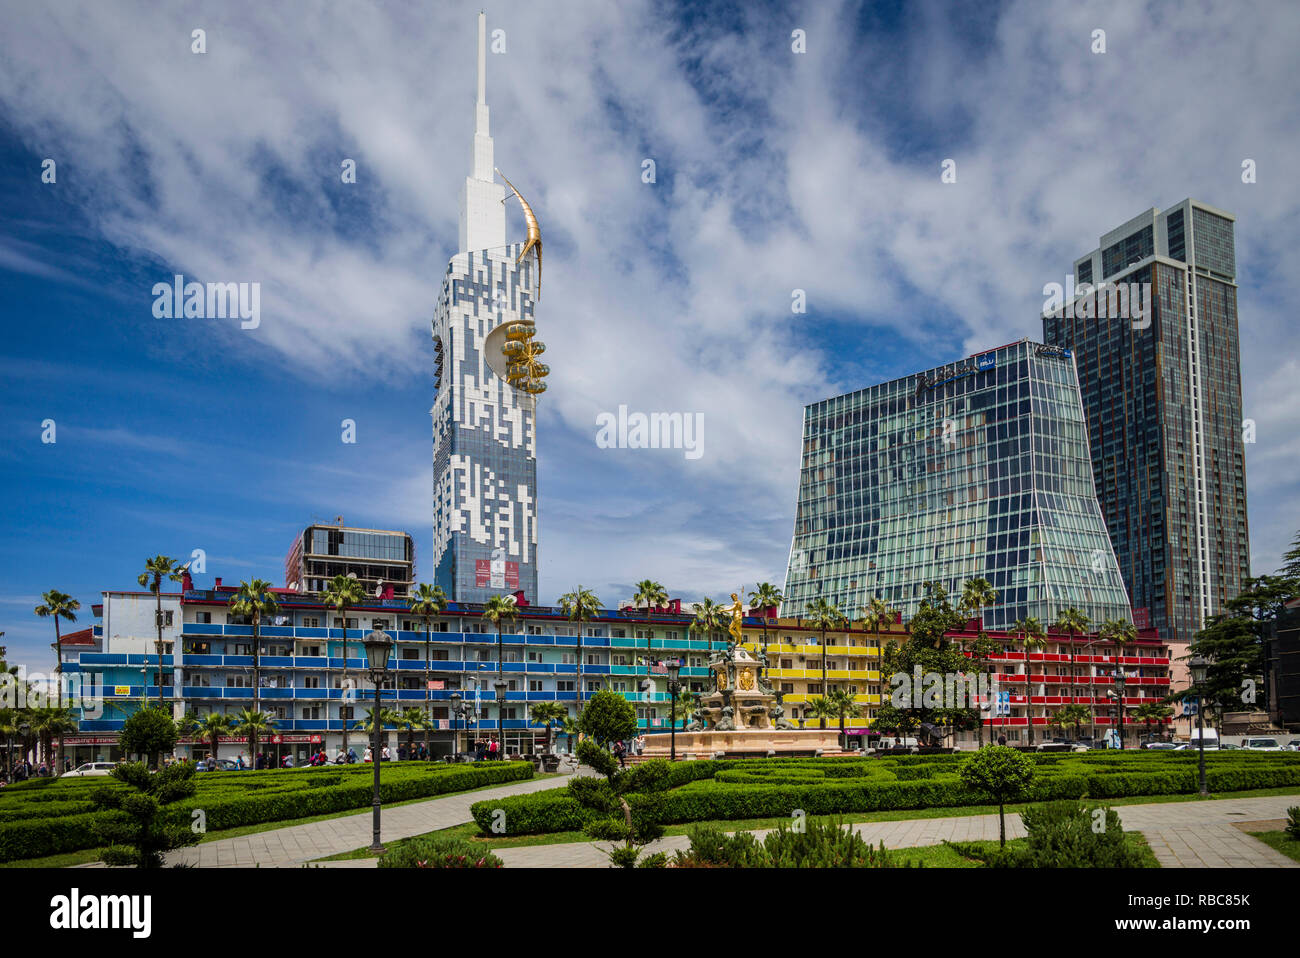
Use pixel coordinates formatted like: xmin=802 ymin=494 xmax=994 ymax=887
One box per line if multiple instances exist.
xmin=160 ymin=772 xmax=574 ymax=868
xmin=489 ymin=794 xmax=1300 ymax=869
xmin=78 ymin=779 xmax=1296 ymax=868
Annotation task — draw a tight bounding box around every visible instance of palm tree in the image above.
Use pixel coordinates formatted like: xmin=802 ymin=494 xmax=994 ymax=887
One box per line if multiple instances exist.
xmin=748 ymin=582 xmax=785 ymax=655
xmin=1055 ymin=607 xmax=1090 ymax=736
xmin=1133 ymin=702 xmax=1174 ymax=743
xmin=1011 ymin=616 xmax=1047 ymax=747
xmin=805 ymin=598 xmax=847 ymax=728
xmin=397 ymin=707 xmax=430 ymax=759
xmin=1099 ymin=618 xmax=1137 ymax=743
xmin=859 ymin=594 xmax=896 ymax=637
xmin=959 ymin=577 xmax=998 ymax=629
xmin=691 ymin=598 xmax=725 ymax=649
xmin=1053 ymin=703 xmax=1091 ymax=742
xmin=0 ymin=707 xmax=20 ymax=777
xmin=558 ymin=586 xmax=601 ymax=718
xmin=232 ymin=708 xmax=276 ymax=765
xmin=34 ymin=589 xmax=79 ymax=773
xmin=529 ymin=701 xmax=568 ymax=753
xmin=353 ymin=706 xmax=401 ymax=739
xmin=28 ymin=707 xmax=77 ymax=770
xmin=822 ymin=686 xmax=861 ymax=750
xmin=408 ymin=583 xmax=448 ymax=747
xmin=320 ymin=574 xmax=366 ymax=758
xmin=633 ymin=579 xmax=668 ymax=681
xmin=194 ymin=712 xmax=235 ymax=762
xmin=138 ymin=556 xmax=186 ymax=711
xmin=228 ymin=579 xmax=280 ymax=719
xmin=482 ymin=595 xmax=520 ymax=749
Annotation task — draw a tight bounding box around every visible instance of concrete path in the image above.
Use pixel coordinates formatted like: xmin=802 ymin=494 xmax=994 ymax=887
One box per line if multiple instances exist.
xmin=161 ymin=772 xmax=573 ymax=868
xmin=78 ymin=779 xmax=1295 ymax=868
xmin=489 ymin=794 xmax=1300 ymax=869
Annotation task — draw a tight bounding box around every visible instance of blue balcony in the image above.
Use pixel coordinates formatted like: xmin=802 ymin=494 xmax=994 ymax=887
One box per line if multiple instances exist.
xmin=184 ymin=623 xmax=223 ymax=635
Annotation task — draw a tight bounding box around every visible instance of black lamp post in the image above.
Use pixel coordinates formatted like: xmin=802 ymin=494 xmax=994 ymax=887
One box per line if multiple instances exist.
xmin=1189 ymin=654 xmax=1209 ymax=797
xmin=449 ymin=691 xmax=462 ymax=760
xmin=494 ymin=680 xmax=508 ymax=759
xmin=666 ymin=660 xmax=682 ymax=761
xmin=362 ymin=628 xmax=392 ymax=853
xmin=1113 ymin=666 xmax=1127 ymax=749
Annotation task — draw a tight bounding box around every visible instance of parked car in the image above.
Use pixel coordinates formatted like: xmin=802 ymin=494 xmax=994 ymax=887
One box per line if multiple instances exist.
xmin=1174 ymin=742 xmax=1219 ymax=750
xmin=196 ymin=759 xmax=242 ymax=772
xmin=1285 ymin=740 xmax=1300 ymax=752
xmin=1141 ymin=742 xmax=1178 ymax=750
xmin=1242 ymin=737 xmax=1284 ymax=751
xmin=68 ymin=762 xmax=117 ymax=776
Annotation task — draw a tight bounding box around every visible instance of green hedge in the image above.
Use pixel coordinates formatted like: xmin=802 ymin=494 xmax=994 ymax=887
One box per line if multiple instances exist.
xmin=0 ymin=761 xmax=532 ymax=863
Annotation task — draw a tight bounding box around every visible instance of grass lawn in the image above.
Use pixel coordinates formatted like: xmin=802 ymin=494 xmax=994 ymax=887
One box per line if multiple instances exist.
xmin=1246 ymin=829 xmax=1300 ymax=864
xmin=315 ymin=785 xmax=1297 ymax=860
xmin=0 ymin=772 xmax=558 ymax=869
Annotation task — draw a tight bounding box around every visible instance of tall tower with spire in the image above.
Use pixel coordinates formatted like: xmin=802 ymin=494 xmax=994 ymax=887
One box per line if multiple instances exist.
xmin=431 ymin=11 xmax=540 ymax=604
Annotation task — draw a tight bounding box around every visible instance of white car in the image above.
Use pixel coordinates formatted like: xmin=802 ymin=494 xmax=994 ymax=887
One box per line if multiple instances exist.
xmin=69 ymin=762 xmax=118 ymax=776
xmin=1242 ymin=737 xmax=1284 ymax=751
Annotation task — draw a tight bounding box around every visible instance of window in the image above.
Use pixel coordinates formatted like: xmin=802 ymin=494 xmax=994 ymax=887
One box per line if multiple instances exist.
xmin=401 ymin=648 xmax=419 ymax=660
xmin=301 ymin=706 xmax=322 ymax=720
xmin=225 ymin=675 xmax=249 ymax=688
xmin=195 ymin=612 xmax=212 ymax=624
xmin=185 ymin=641 xmax=211 ymax=655
xmin=528 ymin=625 xmax=545 ymax=635
xmin=301 ymin=616 xmax=320 ymax=628
xmin=556 ymin=680 xmax=575 ymax=692
xmin=559 ymin=652 xmax=576 ymax=664
xmin=303 ymin=676 xmax=320 ymax=689
xmin=372 ymin=619 xmax=389 ymax=630
xmin=333 ymin=617 xmax=358 ymax=629
xmin=339 ymin=706 xmax=355 ymax=720
xmin=232 ymin=643 xmax=251 ymax=656
xmin=529 ymin=680 xmax=544 ymax=692
xmin=528 ymin=651 xmax=543 ymax=662
xmin=300 ymin=644 xmax=321 ymax=657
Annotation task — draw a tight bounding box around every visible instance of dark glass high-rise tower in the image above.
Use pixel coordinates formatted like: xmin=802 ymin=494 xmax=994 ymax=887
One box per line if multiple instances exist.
xmin=1042 ymin=199 xmax=1250 ymax=648
xmin=782 ymin=340 xmax=1133 ymax=630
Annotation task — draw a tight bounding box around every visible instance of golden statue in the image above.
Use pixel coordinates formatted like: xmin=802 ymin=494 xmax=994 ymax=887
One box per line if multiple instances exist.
xmin=725 ymin=592 xmax=744 ymax=648
xmin=496 ymin=168 xmax=542 ymax=300
xmin=739 ymin=668 xmax=755 ymax=691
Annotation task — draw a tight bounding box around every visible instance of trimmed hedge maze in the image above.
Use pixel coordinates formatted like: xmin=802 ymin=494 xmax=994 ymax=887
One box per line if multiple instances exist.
xmin=0 ymin=761 xmax=532 ymax=863
xmin=470 ymin=752 xmax=1300 ymax=837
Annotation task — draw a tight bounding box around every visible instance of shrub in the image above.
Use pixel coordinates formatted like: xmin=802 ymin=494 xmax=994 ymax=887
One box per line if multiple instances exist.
xmin=960 ymin=746 xmax=1036 ymax=846
xmin=672 ymin=818 xmax=899 ymax=868
xmin=981 ymin=800 xmax=1148 ymax=868
xmin=92 ymin=762 xmax=201 ymax=868
xmin=379 ymin=835 xmax=503 ymax=868
xmin=0 ymin=760 xmax=531 ymax=862
xmin=118 ymin=708 xmax=179 ymax=768
xmin=1287 ymin=806 xmax=1300 ymax=841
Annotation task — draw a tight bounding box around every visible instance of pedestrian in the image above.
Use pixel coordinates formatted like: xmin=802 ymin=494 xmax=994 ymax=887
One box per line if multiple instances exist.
xmin=997 ymin=733 xmax=1007 ymax=747
xmin=363 ymin=746 xmax=373 ymax=763
xmin=614 ymin=740 xmax=627 ymax=768
xmin=382 ymin=745 xmax=391 ymax=762
xmin=206 ymin=755 xmax=216 ymax=772
xmin=237 ymin=752 xmax=247 ymax=769
xmin=348 ymin=747 xmax=358 ymax=764
xmin=398 ymin=743 xmax=407 ymax=761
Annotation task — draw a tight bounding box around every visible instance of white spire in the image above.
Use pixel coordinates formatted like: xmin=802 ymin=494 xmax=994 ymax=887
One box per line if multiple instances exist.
xmin=459 ymin=10 xmax=505 ymax=253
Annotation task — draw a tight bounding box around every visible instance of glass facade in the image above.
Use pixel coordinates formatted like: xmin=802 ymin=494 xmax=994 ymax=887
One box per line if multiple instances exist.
xmin=783 ymin=341 xmax=1132 ymax=630
xmin=1043 ymin=200 xmax=1249 ymax=645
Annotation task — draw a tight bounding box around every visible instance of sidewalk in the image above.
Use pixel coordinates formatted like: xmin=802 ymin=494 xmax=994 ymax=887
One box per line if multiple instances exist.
xmin=159 ymin=772 xmax=573 ymax=868
xmin=487 ymin=794 xmax=1300 ymax=869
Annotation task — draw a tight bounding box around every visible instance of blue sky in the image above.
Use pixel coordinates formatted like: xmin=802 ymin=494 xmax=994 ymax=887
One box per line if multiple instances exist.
xmin=2 ymin=0 xmax=1298 ymax=669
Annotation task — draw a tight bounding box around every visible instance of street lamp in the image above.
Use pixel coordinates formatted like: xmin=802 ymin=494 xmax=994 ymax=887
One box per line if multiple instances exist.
xmin=494 ymin=680 xmax=508 ymax=759
xmin=1189 ymin=654 xmax=1210 ymax=797
xmin=449 ymin=691 xmax=462 ymax=760
xmin=362 ymin=628 xmax=393 ymax=853
xmin=1113 ymin=666 xmax=1127 ymax=749
xmin=666 ymin=660 xmax=682 ymax=762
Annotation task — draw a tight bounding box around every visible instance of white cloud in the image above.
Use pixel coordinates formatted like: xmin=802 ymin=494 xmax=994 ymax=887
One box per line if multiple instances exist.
xmin=0 ymin=0 xmax=1296 ymax=600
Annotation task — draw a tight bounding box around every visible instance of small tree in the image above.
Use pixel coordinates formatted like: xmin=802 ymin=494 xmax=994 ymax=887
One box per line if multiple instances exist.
xmin=93 ymin=761 xmax=201 ymax=867
xmin=119 ymin=707 xmax=179 ymax=770
xmin=577 ymin=689 xmax=637 ymax=747
xmin=959 ymin=745 xmax=1036 ymax=847
xmin=569 ymin=741 xmax=671 ymax=867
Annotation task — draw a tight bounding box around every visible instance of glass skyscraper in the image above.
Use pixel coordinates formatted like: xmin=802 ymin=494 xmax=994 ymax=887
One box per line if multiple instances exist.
xmin=431 ymin=14 xmax=540 ymax=603
xmin=1043 ymin=199 xmax=1249 ymax=646
xmin=782 ymin=340 xmax=1133 ymax=630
